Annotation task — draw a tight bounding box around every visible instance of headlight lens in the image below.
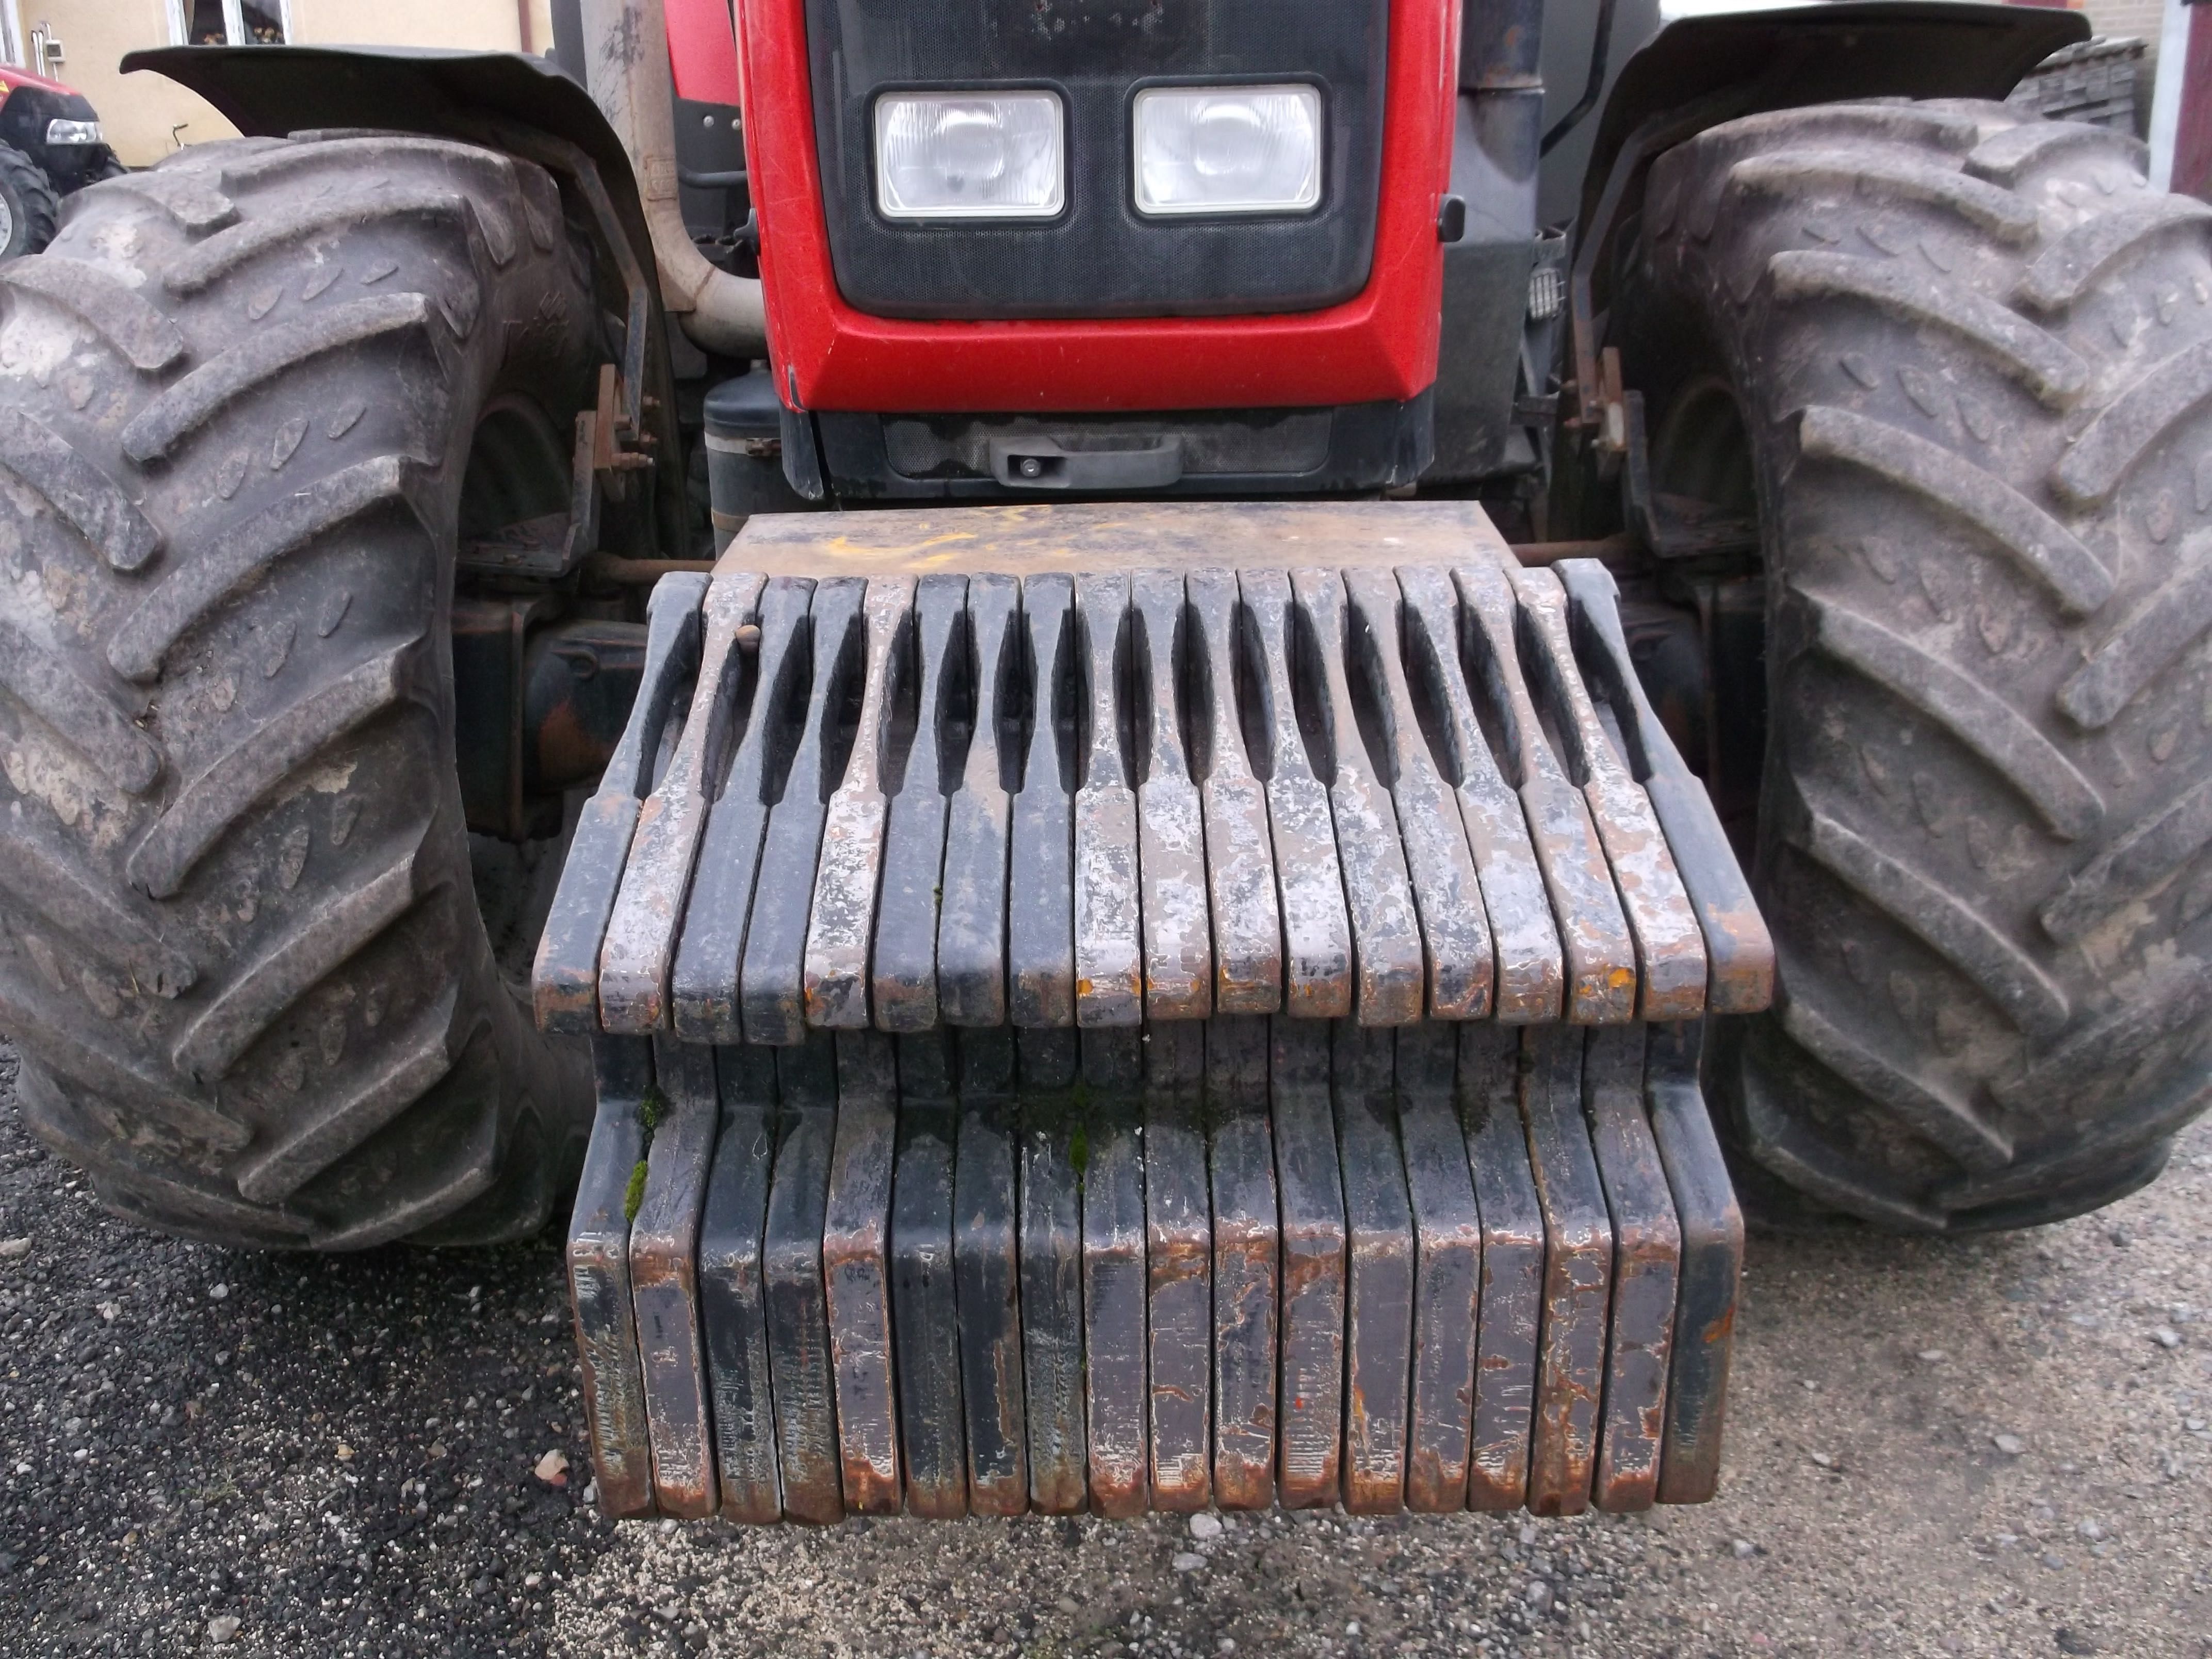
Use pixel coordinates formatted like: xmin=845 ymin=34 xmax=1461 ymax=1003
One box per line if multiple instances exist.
xmin=874 ymin=92 xmax=1064 ymax=220
xmin=1133 ymin=85 xmax=1322 ymax=217
xmin=44 ymin=119 xmax=103 ymax=146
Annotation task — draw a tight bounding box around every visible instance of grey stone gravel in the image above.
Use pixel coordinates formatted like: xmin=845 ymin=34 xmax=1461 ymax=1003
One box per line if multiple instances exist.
xmin=0 ymin=1045 xmax=614 ymax=1658
xmin=0 ymin=1043 xmax=2207 ymax=1657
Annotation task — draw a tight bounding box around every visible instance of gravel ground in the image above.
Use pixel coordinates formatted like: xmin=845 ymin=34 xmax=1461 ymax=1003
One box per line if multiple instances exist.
xmin=0 ymin=1038 xmax=2206 ymax=1659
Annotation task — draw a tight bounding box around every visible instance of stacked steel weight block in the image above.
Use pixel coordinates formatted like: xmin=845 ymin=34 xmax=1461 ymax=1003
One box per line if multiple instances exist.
xmin=533 ymin=521 xmax=1772 ymax=1523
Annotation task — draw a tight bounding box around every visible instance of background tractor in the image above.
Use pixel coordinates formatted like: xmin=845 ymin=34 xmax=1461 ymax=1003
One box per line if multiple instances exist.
xmin=0 ymin=59 xmax=123 ymax=255
xmin=0 ymin=0 xmax=2205 ymax=1518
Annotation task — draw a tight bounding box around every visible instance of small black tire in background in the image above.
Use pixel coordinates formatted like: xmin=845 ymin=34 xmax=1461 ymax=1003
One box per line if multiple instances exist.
xmin=1624 ymin=100 xmax=2212 ymax=1231
xmin=0 ymin=141 xmax=59 ymax=257
xmin=0 ymin=134 xmax=602 ymax=1248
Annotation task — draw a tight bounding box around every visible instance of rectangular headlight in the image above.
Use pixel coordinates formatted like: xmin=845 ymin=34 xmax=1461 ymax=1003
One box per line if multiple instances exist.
xmin=44 ymin=119 xmax=103 ymax=146
xmin=874 ymin=92 xmax=1064 ymax=221
xmin=1133 ymin=85 xmax=1322 ymax=217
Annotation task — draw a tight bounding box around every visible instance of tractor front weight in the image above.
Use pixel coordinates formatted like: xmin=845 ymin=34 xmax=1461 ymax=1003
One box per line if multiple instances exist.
xmin=532 ymin=499 xmax=1771 ymax=1522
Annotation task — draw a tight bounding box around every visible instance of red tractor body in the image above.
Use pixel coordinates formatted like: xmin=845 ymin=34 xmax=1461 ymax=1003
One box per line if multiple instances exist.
xmin=723 ymin=0 xmax=1457 ymax=413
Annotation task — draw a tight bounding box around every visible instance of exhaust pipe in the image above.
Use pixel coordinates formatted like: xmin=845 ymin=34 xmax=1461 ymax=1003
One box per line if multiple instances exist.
xmin=577 ymin=0 xmax=768 ymax=359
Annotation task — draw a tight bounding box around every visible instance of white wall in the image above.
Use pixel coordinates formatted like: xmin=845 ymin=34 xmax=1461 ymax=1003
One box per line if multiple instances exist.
xmin=286 ymin=0 xmax=538 ymax=53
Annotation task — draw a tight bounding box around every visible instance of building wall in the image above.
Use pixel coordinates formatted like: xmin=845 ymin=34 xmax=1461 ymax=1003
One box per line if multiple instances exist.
xmin=10 ymin=0 xmax=227 ymax=165
xmin=10 ymin=0 xmax=556 ymax=167
xmin=287 ymin=0 xmax=552 ymax=54
xmin=2085 ymin=0 xmax=2166 ymax=46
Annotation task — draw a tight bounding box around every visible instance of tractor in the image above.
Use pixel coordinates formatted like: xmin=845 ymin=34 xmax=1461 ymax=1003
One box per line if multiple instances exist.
xmin=0 ymin=58 xmax=124 ymax=256
xmin=0 ymin=0 xmax=2202 ymax=1521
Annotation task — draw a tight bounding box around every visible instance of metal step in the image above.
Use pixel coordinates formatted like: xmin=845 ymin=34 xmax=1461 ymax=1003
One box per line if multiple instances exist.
xmin=536 ymin=508 xmax=1771 ymax=1520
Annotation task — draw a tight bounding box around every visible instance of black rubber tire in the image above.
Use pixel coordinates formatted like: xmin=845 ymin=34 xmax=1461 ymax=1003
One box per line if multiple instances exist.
xmin=0 ymin=134 xmax=599 ymax=1248
xmin=1626 ymin=101 xmax=2212 ymax=1231
xmin=0 ymin=142 xmax=60 ymax=258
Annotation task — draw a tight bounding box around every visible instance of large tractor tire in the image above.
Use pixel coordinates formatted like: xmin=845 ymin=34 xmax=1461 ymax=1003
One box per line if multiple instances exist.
xmin=0 ymin=140 xmax=59 ymax=258
xmin=0 ymin=135 xmax=599 ymax=1247
xmin=1625 ymin=101 xmax=2212 ymax=1229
